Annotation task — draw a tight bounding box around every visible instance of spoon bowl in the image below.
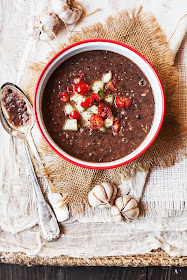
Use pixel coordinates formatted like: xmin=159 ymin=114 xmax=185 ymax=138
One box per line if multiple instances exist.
xmin=0 ymin=82 xmax=34 ymax=139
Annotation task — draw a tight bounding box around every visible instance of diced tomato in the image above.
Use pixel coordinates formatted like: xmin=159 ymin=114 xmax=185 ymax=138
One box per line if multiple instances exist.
xmin=112 ymin=117 xmax=120 ymax=135
xmin=74 ymin=82 xmax=89 ymax=95
xmin=124 ymin=98 xmax=132 ymax=108
xmin=81 ymin=97 xmax=93 ymax=108
xmin=92 ymin=92 xmax=102 ymax=102
xmin=70 ymin=110 xmax=80 ymax=119
xmin=115 ymin=95 xmax=126 ymax=109
xmin=115 ymin=96 xmax=132 ymax=109
xmin=98 ymin=103 xmax=112 ymax=119
xmin=90 ymin=114 xmax=104 ymax=130
xmin=59 ymin=91 xmax=69 ymax=102
xmin=106 ymin=79 xmax=116 ymax=91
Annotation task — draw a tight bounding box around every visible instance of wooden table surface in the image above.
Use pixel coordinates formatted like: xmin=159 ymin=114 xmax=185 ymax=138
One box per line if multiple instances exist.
xmin=0 ymin=265 xmax=187 ymax=279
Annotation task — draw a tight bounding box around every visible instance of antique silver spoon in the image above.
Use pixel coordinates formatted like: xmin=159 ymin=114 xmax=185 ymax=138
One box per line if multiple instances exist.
xmin=0 ymin=82 xmax=60 ymax=241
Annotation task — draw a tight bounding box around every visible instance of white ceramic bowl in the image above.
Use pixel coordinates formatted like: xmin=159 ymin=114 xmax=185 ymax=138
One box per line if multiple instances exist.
xmin=34 ymin=39 xmax=165 ymax=169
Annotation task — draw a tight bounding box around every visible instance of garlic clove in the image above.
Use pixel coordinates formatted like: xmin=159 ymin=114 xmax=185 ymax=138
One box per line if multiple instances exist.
xmin=102 ymin=182 xmax=114 ymax=200
xmin=111 ymin=185 xmax=117 ymax=200
xmin=93 ymin=184 xmax=108 ymax=203
xmin=115 ymin=196 xmax=124 ymax=211
xmin=111 ymin=205 xmax=120 ymax=216
xmin=124 ymin=207 xmax=140 ymax=220
xmin=114 ymin=214 xmax=124 ymax=223
xmin=111 ymin=206 xmax=124 ymax=222
xmin=123 ymin=198 xmax=138 ymax=213
xmin=88 ymin=189 xmax=103 ymax=207
xmin=122 ymin=195 xmax=132 ymax=207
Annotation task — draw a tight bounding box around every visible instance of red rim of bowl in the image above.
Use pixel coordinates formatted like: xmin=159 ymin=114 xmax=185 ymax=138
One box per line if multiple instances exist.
xmin=34 ymin=39 xmax=165 ymax=170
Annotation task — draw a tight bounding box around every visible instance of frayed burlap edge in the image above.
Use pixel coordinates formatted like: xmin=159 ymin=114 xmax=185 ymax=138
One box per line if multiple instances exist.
xmin=1 ymin=250 xmax=187 ymax=267
xmin=27 ymin=7 xmax=187 ymax=214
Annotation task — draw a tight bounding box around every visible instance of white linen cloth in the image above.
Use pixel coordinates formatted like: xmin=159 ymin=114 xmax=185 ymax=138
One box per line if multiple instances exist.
xmin=0 ymin=0 xmax=187 ymax=259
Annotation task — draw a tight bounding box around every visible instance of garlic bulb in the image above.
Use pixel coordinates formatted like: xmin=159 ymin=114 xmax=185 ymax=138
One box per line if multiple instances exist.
xmin=51 ymin=0 xmax=82 ymax=24
xmin=88 ymin=182 xmax=117 ymax=208
xmin=25 ymin=12 xmax=60 ymax=41
xmin=39 ymin=12 xmax=60 ymax=40
xmin=111 ymin=195 xmax=139 ymax=222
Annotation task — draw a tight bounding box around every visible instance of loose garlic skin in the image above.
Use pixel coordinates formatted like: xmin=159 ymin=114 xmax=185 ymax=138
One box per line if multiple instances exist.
xmin=111 ymin=195 xmax=139 ymax=222
xmin=88 ymin=182 xmax=117 ymax=208
xmin=51 ymin=0 xmax=82 ymax=24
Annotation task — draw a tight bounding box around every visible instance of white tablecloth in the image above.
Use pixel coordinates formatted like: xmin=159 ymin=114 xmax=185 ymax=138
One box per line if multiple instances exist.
xmin=0 ymin=0 xmax=187 ymax=259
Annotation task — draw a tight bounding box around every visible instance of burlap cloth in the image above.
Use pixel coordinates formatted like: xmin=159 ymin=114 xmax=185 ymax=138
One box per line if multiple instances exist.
xmin=28 ymin=8 xmax=186 ymax=214
xmin=1 ymin=0 xmax=187 ymax=267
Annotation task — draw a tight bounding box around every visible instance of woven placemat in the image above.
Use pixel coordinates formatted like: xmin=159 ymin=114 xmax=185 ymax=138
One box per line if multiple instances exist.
xmin=28 ymin=7 xmax=187 ymax=215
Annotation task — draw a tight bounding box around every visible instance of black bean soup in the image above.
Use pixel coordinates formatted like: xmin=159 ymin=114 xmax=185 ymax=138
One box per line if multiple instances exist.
xmin=42 ymin=50 xmax=154 ymax=162
xmin=2 ymin=87 xmax=30 ymax=127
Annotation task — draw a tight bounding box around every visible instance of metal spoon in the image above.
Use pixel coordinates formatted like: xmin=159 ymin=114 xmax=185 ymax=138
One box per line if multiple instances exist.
xmin=0 ymin=82 xmax=60 ymax=241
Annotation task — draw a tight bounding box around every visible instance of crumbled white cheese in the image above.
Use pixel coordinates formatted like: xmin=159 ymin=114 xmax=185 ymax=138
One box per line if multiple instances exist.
xmin=71 ymin=93 xmax=85 ymax=113
xmin=102 ymin=71 xmax=112 ymax=83
xmin=81 ymin=110 xmax=93 ymax=126
xmin=70 ymin=93 xmax=82 ymax=102
xmin=104 ymin=117 xmax=114 ymax=128
xmin=74 ymin=102 xmax=85 ymax=113
xmin=64 ymin=104 xmax=74 ymax=115
xmin=104 ymin=94 xmax=114 ymax=104
xmin=63 ymin=119 xmax=78 ymax=131
xmin=88 ymin=105 xmax=98 ymax=115
xmin=92 ymin=80 xmax=104 ymax=93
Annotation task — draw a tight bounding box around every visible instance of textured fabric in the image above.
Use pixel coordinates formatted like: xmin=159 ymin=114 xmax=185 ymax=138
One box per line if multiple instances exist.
xmin=0 ymin=0 xmax=187 ymax=265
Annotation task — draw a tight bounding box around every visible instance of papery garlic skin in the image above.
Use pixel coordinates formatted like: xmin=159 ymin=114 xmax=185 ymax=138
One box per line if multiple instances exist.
xmin=88 ymin=182 xmax=117 ymax=208
xmin=111 ymin=195 xmax=139 ymax=222
xmin=51 ymin=0 xmax=82 ymax=24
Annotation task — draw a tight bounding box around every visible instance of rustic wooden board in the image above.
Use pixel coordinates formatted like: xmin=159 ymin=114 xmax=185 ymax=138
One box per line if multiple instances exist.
xmin=1 ymin=264 xmax=187 ymax=280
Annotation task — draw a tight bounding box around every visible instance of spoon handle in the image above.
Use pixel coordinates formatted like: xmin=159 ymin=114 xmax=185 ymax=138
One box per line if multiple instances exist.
xmin=27 ymin=130 xmax=43 ymax=167
xmin=24 ymin=141 xmax=60 ymax=241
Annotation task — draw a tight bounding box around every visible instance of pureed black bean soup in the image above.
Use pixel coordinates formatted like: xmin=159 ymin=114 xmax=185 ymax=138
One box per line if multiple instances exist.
xmin=2 ymin=87 xmax=30 ymax=127
xmin=42 ymin=50 xmax=154 ymax=162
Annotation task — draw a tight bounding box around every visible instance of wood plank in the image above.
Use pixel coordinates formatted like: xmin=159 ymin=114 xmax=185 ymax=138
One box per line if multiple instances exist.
xmin=64 ymin=266 xmax=147 ymax=280
xmin=170 ymin=267 xmax=187 ymax=280
xmin=148 ymin=266 xmax=172 ymax=279
xmin=148 ymin=266 xmax=187 ymax=280
xmin=0 ymin=264 xmax=147 ymax=280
